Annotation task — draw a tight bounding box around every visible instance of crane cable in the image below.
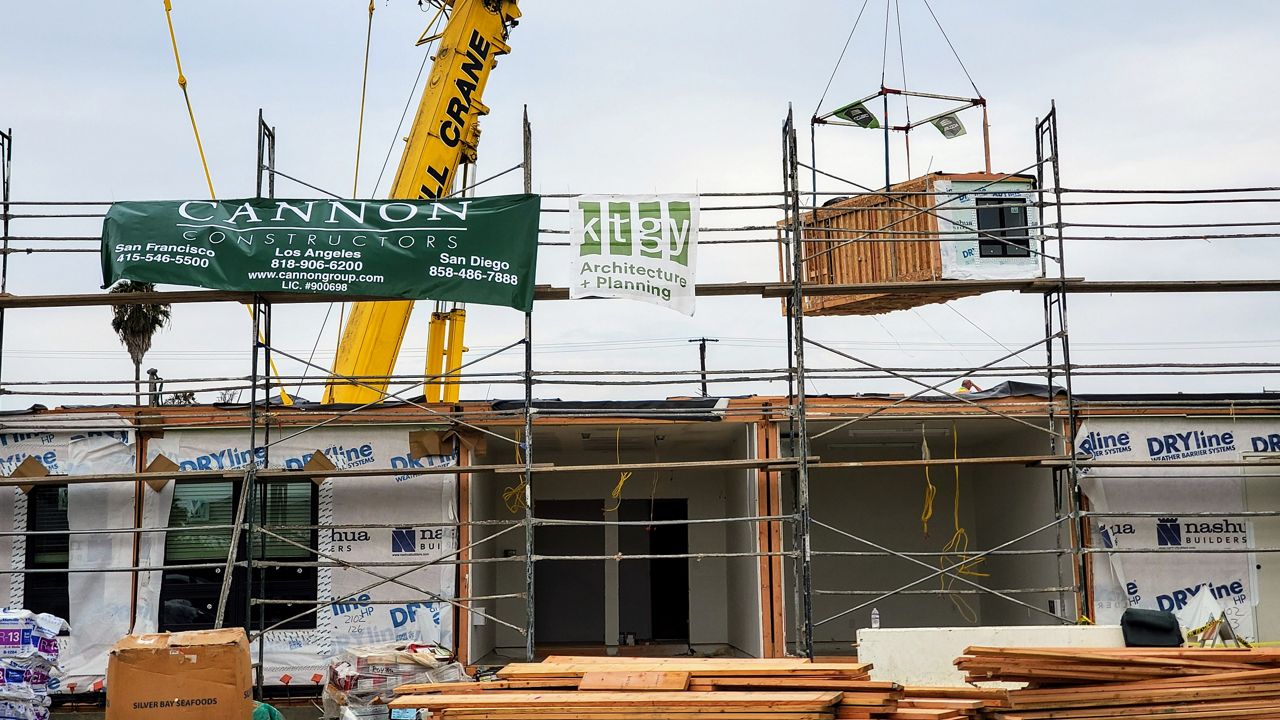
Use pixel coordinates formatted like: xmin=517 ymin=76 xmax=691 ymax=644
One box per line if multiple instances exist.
xmin=163 ymin=1 xmax=292 ymax=406
xmin=162 ymin=0 xmax=216 ymax=200
xmin=353 ymin=0 xmax=375 ymax=198
xmin=331 ymin=0 xmax=379 ymax=379
xmin=813 ymin=0 xmax=873 ymax=117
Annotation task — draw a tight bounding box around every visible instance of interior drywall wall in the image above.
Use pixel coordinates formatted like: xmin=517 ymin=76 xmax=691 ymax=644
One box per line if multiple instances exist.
xmin=804 ymin=457 xmax=980 ymax=650
xmin=793 ymin=418 xmax=1057 ymax=653
xmin=466 ymin=457 xmax=500 ymax=663
xmin=724 ymin=427 xmax=761 ymax=657
xmin=475 ymin=423 xmax=753 ymax=655
xmin=970 ymin=432 xmax=1067 ymax=626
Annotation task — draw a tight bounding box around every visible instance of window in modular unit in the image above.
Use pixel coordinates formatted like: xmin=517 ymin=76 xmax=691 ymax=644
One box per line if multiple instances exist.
xmin=159 ymin=479 xmax=317 ymax=632
xmin=25 ymin=484 xmax=70 ymax=621
xmin=976 ymin=196 xmax=1031 ymax=257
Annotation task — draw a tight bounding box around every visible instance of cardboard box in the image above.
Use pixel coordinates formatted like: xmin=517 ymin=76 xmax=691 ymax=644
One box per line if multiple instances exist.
xmin=105 ymin=628 xmax=254 ymax=720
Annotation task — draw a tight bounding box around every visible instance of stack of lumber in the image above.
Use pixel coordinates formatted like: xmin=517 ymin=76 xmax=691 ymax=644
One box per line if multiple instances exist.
xmin=954 ymin=646 xmax=1280 ymax=719
xmin=390 ymin=656 xmax=985 ymax=720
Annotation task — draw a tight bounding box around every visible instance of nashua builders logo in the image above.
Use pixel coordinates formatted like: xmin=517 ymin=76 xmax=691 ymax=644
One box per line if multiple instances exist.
xmin=571 ymin=195 xmax=698 ymax=315
xmin=1156 ymin=516 xmax=1248 ymax=547
xmin=391 ymin=527 xmax=451 ymax=555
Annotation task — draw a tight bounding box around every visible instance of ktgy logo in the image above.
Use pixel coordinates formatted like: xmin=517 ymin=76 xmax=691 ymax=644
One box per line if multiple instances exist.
xmin=578 ymin=200 xmax=693 ymax=267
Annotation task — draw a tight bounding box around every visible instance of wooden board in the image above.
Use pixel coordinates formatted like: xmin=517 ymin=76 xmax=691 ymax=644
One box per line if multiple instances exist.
xmin=389 ymin=690 xmax=846 ymax=711
xmin=578 ymin=671 xmax=690 ymax=691
xmin=498 ymin=661 xmax=872 ymax=679
xmin=395 ymin=679 xmax=580 ymax=695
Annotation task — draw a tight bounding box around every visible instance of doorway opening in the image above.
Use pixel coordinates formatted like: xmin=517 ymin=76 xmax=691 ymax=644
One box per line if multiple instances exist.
xmin=534 ymin=499 xmax=605 ymax=644
xmin=619 ymin=498 xmax=690 ymax=644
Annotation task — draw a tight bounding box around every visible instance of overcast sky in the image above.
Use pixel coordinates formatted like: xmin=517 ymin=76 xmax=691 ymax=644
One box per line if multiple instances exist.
xmin=2 ymin=1 xmax=1279 ymax=409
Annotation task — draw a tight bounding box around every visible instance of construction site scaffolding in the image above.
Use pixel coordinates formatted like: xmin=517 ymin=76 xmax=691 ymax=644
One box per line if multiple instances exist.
xmin=0 ymin=101 xmax=1277 ymax=697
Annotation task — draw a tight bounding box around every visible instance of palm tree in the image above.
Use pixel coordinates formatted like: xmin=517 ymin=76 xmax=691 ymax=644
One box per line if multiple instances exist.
xmin=109 ymin=281 xmax=171 ymax=406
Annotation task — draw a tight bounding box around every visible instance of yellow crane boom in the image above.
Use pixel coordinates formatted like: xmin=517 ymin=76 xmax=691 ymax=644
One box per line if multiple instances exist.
xmin=324 ymin=0 xmax=521 ymax=405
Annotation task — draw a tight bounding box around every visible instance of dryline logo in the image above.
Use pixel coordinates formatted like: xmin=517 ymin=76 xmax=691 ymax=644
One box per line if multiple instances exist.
xmin=390 ymin=453 xmax=455 ymax=482
xmin=1156 ymin=578 xmax=1248 ymax=612
xmin=0 ymin=432 xmax=55 ymax=447
xmin=1250 ymin=433 xmax=1280 ymax=452
xmin=281 ymin=443 xmax=377 ymax=470
xmin=1078 ymin=430 xmax=1132 ymax=458
xmin=0 ymin=451 xmax=57 ymax=476
xmin=1146 ymin=430 xmax=1235 ymax=461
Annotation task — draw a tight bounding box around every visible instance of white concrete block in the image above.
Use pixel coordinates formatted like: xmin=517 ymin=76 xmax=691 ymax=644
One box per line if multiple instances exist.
xmin=855 ymin=625 xmax=1126 ymax=687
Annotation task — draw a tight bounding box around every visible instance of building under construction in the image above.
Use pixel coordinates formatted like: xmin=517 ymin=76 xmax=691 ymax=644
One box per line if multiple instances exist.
xmin=0 ymin=0 xmax=1277 ymax=710
xmin=3 ymin=104 xmax=1280 ymax=695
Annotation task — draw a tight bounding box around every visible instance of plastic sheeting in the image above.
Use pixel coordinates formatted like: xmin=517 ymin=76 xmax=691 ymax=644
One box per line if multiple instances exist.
xmin=145 ymin=426 xmax=457 ymax=687
xmin=934 ymin=180 xmax=1043 ymax=281
xmin=1078 ymin=417 xmax=1264 ymax=640
xmin=0 ymin=415 xmax=135 ymax=691
xmin=63 ymin=434 xmax=137 ymax=684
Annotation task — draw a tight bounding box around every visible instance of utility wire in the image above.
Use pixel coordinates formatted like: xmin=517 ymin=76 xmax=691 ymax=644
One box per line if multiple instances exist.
xmin=944 ymin=304 xmax=1034 ymax=368
xmin=296 ymin=301 xmax=336 ymax=399
xmin=813 ymin=0 xmax=873 ymax=117
xmin=920 ymin=0 xmax=981 ymax=96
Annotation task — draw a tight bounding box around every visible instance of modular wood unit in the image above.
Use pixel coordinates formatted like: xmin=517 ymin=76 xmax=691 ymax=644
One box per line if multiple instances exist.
xmin=786 ymin=172 xmax=1037 ymax=316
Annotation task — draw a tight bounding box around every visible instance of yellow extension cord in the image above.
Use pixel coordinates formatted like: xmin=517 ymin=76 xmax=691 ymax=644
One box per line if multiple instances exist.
xmin=921 ymin=422 xmax=987 ymax=623
xmin=603 ymin=427 xmax=632 ymax=513
xmin=503 ymin=429 xmax=527 ymax=513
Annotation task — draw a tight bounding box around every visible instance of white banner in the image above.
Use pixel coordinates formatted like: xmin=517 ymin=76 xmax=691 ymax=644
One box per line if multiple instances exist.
xmin=145 ymin=426 xmax=456 ymax=687
xmin=570 ymin=194 xmax=698 ymax=315
xmin=1078 ymin=417 xmax=1271 ymax=641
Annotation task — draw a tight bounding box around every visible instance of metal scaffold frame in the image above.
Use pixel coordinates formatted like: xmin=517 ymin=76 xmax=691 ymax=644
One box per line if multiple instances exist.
xmin=0 ymin=98 xmax=1276 ymax=699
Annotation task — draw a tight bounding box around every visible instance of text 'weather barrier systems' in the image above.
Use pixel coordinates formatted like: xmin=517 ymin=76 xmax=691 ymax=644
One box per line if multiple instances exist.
xmin=101 ymin=194 xmax=541 ymax=311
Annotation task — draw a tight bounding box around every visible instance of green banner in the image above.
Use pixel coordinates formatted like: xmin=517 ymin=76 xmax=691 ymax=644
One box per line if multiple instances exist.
xmin=101 ymin=194 xmax=541 ymax=311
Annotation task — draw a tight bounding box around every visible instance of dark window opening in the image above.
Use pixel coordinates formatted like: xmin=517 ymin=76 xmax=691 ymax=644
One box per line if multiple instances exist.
xmin=25 ymin=485 xmax=70 ymax=621
xmin=976 ymin=197 xmax=1031 ymax=257
xmin=159 ymin=480 xmax=317 ymax=632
